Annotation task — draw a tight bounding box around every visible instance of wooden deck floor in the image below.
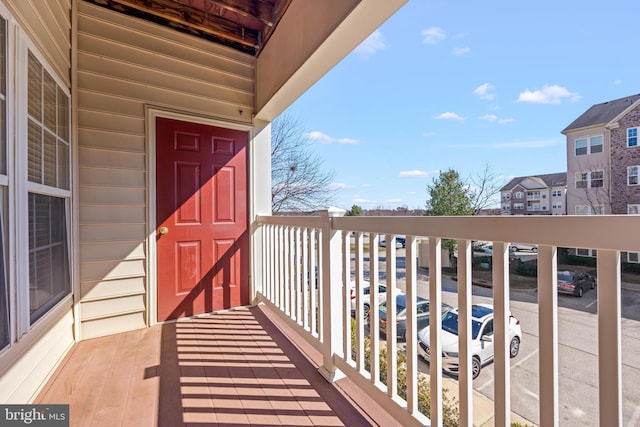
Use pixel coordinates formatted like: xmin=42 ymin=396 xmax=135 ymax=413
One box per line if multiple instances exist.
xmin=35 ymin=304 xmax=400 ymax=427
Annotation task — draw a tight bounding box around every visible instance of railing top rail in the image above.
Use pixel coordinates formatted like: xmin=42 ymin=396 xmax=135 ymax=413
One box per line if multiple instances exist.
xmin=257 ymin=214 xmax=325 ymax=229
xmin=327 ymin=215 xmax=640 ymax=252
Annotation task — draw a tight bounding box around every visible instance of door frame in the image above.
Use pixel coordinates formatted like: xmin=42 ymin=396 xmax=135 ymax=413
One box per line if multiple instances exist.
xmin=145 ymin=106 xmax=254 ymax=326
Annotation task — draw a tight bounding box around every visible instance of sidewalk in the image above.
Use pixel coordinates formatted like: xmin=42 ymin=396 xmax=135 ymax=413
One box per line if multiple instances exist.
xmin=441 ymin=376 xmax=535 ymax=427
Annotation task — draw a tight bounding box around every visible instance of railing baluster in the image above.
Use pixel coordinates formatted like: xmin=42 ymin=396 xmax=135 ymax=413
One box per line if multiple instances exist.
xmin=457 ymin=239 xmax=473 ymax=427
xmin=405 ymin=236 xmax=418 ymax=416
xmin=428 ymin=237 xmax=443 ymax=426
xmin=301 ymin=228 xmax=309 ymax=330
xmin=538 ymin=244 xmax=559 ymax=427
xmin=493 ymin=241 xmax=511 ymax=426
xmin=386 ymin=233 xmax=398 ymax=398
xmin=369 ymin=233 xmax=380 ymax=385
xmin=598 ymin=249 xmax=622 ymax=426
xmin=355 ymin=232 xmax=365 ymax=373
xmin=310 ymin=229 xmax=317 ymax=337
xmin=285 ymin=226 xmax=292 ymax=316
xmin=342 ymin=230 xmax=352 ymax=364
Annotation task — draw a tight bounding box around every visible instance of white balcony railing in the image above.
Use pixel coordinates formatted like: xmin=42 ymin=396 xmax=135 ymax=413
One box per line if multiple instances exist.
xmin=256 ymin=210 xmax=639 ymax=427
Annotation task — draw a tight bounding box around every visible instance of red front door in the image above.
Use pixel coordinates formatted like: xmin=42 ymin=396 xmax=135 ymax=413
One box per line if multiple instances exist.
xmin=156 ymin=117 xmax=248 ymax=321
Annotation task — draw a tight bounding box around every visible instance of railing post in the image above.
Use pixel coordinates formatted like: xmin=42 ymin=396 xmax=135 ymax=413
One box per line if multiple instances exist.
xmin=318 ymin=207 xmax=346 ymax=382
xmin=598 ymin=250 xmax=622 ymax=426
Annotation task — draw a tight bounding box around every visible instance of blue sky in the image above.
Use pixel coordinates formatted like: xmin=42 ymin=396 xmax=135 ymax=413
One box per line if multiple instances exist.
xmin=283 ymin=0 xmax=640 ymax=211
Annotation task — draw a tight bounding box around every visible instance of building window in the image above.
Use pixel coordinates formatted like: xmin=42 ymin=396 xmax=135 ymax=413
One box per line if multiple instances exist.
xmin=577 ymin=248 xmax=597 ymax=257
xmin=628 ymin=252 xmax=640 ymax=263
xmin=629 ymin=127 xmax=638 ymax=147
xmin=591 ymin=170 xmax=604 ymax=188
xmin=576 ymin=204 xmax=604 ymax=215
xmin=513 ymin=203 xmax=524 ymax=210
xmin=628 ymin=166 xmax=639 ymax=186
xmin=576 ymin=171 xmax=604 ymax=188
xmin=576 ymin=136 xmax=604 ymax=155
xmin=590 ymin=136 xmax=603 ymax=153
xmin=26 ymin=51 xmax=71 ymax=324
xmin=628 ymin=204 xmax=640 ymax=215
xmin=552 ymin=190 xmax=563 ymax=197
xmin=502 ymin=193 xmax=510 ymax=200
xmin=514 ymin=192 xmax=523 ymax=199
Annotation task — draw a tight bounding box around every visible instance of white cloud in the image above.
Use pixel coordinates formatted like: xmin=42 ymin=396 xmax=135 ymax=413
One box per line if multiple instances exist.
xmin=353 ymin=197 xmax=377 ymax=205
xmin=328 ymin=182 xmax=351 ymax=190
xmin=408 ymin=191 xmax=417 ymax=195
xmin=473 ymin=83 xmax=496 ymax=100
xmin=386 ymin=198 xmax=403 ymax=204
xmin=452 ymin=46 xmax=471 ymax=55
xmin=613 ymin=79 xmax=622 ymax=85
xmin=435 ymin=112 xmax=466 ymax=120
xmin=421 ymin=27 xmax=446 ymax=45
xmin=422 ymin=131 xmax=437 ymax=137
xmin=361 ymin=183 xmax=372 ymax=188
xmin=338 ymin=138 xmax=359 ymax=145
xmin=399 ymin=170 xmax=428 ymax=178
xmin=305 ymin=131 xmax=360 ymax=144
xmin=305 ymin=131 xmax=334 ymax=143
xmin=517 ymin=84 xmax=581 ymax=104
xmin=355 ymin=30 xmax=387 ymax=56
xmin=480 ymin=114 xmax=515 ymax=124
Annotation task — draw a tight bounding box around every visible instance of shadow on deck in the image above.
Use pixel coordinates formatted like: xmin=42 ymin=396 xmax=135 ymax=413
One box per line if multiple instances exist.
xmin=35 ymin=305 xmax=400 ymax=427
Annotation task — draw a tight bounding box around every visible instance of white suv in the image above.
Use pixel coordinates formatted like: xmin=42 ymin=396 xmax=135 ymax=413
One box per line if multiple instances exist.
xmin=349 ymin=280 xmax=402 ymax=318
xmin=417 ymin=303 xmax=522 ymax=379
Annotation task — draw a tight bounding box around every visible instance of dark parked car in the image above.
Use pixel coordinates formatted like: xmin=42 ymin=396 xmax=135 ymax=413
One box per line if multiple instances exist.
xmin=557 ymin=270 xmax=596 ymax=297
xmin=377 ymin=294 xmax=451 ymax=341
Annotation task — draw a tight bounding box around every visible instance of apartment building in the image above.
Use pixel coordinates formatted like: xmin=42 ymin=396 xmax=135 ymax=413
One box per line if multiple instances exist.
xmin=563 ymin=93 xmax=640 ymax=259
xmin=500 ymin=173 xmax=567 ymax=215
xmin=563 ymin=94 xmax=640 ymax=215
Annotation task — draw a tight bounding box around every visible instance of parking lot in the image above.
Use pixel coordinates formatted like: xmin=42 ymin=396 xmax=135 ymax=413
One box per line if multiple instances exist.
xmin=356 ymin=247 xmax=640 ymax=426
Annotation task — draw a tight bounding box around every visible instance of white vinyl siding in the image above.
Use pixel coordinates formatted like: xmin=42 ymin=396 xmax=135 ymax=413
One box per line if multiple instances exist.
xmin=76 ymin=2 xmax=255 ymax=338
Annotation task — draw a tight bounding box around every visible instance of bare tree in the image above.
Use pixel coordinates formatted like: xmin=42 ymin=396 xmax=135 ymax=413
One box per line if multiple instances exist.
xmin=572 ymin=158 xmax=616 ymax=214
xmin=467 ymin=164 xmax=503 ymax=213
xmin=271 ymin=114 xmax=336 ymax=214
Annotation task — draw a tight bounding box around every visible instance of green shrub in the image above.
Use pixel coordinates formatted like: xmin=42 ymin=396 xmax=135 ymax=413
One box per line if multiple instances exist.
xmin=623 ymin=262 xmax=640 ymax=274
xmin=565 ymin=254 xmax=597 ymax=267
xmin=516 ymin=261 xmax=537 ymax=277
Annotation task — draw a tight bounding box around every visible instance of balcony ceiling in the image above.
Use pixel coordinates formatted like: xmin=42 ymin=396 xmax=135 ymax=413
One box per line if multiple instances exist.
xmin=84 ymin=0 xmax=292 ymax=56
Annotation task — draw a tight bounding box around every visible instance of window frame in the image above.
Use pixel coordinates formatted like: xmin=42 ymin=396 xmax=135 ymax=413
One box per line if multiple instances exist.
xmin=628 ymin=127 xmax=638 ymax=148
xmin=13 ymin=28 xmax=72 ymax=337
xmin=575 ymin=135 xmax=604 ymax=155
xmin=628 ymin=166 xmax=639 ymax=186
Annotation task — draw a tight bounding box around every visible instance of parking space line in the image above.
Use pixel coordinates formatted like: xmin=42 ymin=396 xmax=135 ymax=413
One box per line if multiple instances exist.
xmin=585 ymin=298 xmax=598 ymax=309
xmin=476 ymin=349 xmax=538 ymax=392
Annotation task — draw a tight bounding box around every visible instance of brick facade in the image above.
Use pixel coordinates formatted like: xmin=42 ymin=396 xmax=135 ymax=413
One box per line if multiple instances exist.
xmin=609 ymin=105 xmax=640 ymax=214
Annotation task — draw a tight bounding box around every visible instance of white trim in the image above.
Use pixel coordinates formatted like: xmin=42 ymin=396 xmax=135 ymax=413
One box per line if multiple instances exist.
xmin=627 ymin=165 xmax=639 ymax=186
xmin=144 ymin=105 xmax=253 ymax=327
xmin=628 ymin=127 xmax=638 ymax=148
xmin=14 ymin=25 xmax=73 ymax=336
xmin=15 ymin=27 xmax=29 ymax=337
xmin=3 ymin=10 xmax=16 ymax=352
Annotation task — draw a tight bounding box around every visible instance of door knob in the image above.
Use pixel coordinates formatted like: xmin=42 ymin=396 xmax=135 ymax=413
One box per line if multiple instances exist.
xmin=159 ymin=227 xmax=169 ymax=235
